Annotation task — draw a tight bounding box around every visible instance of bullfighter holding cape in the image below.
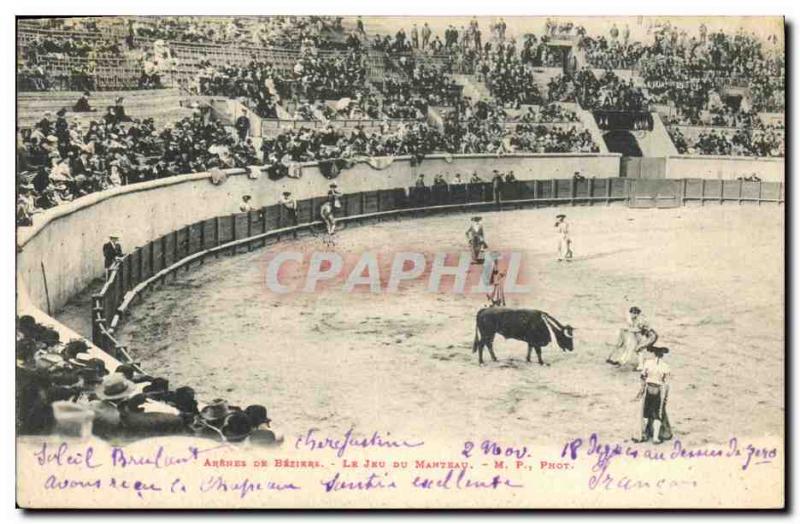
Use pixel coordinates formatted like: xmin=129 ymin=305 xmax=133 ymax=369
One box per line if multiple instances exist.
xmin=634 ymin=345 xmax=673 ymax=444
xmin=466 ymin=216 xmax=487 ymax=263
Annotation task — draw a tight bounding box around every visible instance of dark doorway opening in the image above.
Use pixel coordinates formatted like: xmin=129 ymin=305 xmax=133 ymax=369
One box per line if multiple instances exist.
xmin=603 ymin=130 xmax=643 ymax=157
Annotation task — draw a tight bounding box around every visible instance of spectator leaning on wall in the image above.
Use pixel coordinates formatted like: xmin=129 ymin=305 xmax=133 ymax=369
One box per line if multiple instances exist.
xmin=102 ymin=234 xmax=124 ymax=281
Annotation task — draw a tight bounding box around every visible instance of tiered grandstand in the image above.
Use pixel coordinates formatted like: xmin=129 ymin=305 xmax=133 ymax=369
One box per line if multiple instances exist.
xmin=14 ymin=15 xmax=786 ymax=457
xmin=17 ymin=15 xmax=784 ymax=225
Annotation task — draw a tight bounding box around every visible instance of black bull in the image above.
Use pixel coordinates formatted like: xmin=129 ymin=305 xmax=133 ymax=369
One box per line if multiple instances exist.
xmin=472 ymin=308 xmax=575 ymax=365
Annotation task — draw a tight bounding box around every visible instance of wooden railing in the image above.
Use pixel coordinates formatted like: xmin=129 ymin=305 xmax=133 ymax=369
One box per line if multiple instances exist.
xmin=90 ymin=177 xmax=784 ymax=361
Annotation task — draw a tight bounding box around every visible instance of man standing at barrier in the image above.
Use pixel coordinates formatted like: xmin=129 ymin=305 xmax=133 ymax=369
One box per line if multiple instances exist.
xmin=280 ymin=191 xmax=299 ymax=238
xmin=491 ymin=170 xmax=504 ymax=208
xmin=102 ymin=234 xmax=124 ymax=281
xmin=318 ymin=183 xmax=342 ymax=236
xmin=327 ymin=183 xmax=342 ymax=209
xmin=555 ymin=214 xmax=573 ymax=262
xmin=239 ymin=195 xmax=253 ymax=212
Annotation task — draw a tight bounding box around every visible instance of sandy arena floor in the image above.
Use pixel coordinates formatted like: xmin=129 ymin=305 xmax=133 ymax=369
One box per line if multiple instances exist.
xmin=108 ymin=205 xmax=783 ymax=445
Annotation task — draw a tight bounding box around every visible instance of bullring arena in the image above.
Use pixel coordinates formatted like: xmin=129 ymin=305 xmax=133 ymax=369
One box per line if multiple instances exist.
xmin=23 ymin=161 xmax=785 ymax=448
xmin=16 ymin=16 xmax=784 ymax=453
xmin=110 ymin=204 xmax=783 ymax=445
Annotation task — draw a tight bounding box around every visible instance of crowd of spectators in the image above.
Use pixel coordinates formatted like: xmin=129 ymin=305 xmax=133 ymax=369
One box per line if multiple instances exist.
xmin=16 ymin=315 xmax=278 ymax=444
xmin=518 ymin=103 xmax=581 ymax=123
xmin=667 ymin=126 xmax=784 ymax=157
xmin=578 ymin=35 xmax=644 ymax=70
xmin=130 ymin=16 xmax=346 ymax=49
xmin=16 ymin=96 xmax=597 ymax=216
xmin=638 ymin=25 xmax=784 ymax=113
xmin=480 ymin=46 xmax=544 ymax=107
xmin=198 ymin=61 xmax=281 ymax=118
xmin=20 ymin=35 xmax=122 ymax=63
xmin=373 ymin=63 xmax=461 ymax=118
xmin=291 ymin=49 xmax=367 ymax=101
xmin=16 ymin=102 xmax=258 ymax=225
xmin=548 ymin=68 xmax=649 ymax=111
xmin=519 ymin=34 xmax=572 ymax=68
xmin=440 ymin=99 xmax=598 ymax=154
xmin=16 ymin=17 xmax=785 ymax=224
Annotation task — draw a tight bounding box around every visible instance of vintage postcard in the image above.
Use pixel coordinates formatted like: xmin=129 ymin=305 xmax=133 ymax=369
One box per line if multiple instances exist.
xmin=15 ymin=14 xmax=785 ymax=509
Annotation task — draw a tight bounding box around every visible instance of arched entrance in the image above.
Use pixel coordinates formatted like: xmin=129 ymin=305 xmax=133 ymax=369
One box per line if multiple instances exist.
xmin=603 ymin=130 xmax=643 ymax=157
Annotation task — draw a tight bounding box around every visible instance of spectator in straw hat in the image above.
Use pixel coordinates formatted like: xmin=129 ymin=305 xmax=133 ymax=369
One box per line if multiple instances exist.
xmin=239 ymin=194 xmax=254 ymax=212
xmin=95 ymin=373 xmax=137 ymax=402
xmin=88 ymin=373 xmax=136 ymax=437
xmin=193 ymin=398 xmax=233 ymax=439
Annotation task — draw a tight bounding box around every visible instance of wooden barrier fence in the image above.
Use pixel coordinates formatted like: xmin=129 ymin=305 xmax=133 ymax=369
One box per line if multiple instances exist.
xmin=90 ymin=177 xmax=783 ymax=360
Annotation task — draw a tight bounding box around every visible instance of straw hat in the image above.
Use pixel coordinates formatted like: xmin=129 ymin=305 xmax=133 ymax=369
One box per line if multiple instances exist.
xmin=95 ymin=373 xmax=136 ymax=401
xmin=200 ymin=398 xmax=232 ymax=424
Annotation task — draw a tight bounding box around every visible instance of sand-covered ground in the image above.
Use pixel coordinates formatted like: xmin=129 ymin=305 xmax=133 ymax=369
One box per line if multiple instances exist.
xmin=106 ymin=205 xmax=783 ymax=445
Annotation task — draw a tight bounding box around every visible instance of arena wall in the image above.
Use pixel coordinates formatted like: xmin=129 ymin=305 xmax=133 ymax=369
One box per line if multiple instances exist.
xmin=664 ymin=155 xmax=785 ymax=182
xmin=17 ymin=153 xmax=622 ymax=315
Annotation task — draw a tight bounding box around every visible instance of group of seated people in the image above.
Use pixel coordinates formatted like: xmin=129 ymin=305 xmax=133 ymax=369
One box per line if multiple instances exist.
xmin=15 ymin=19 xmax=785 ymax=223
xmin=668 ymin=126 xmax=784 ymax=157
xmin=311 ymin=92 xmax=383 ymax=121
xmin=373 ymin=66 xmax=458 ymax=119
xmin=480 ymin=49 xmax=544 ymax=107
xmin=16 ymin=315 xmax=278 ymax=444
xmin=131 ymin=15 xmax=345 ymax=49
xmin=519 ymin=34 xmax=573 ymax=69
xmin=20 ymin=35 xmax=122 ymax=63
xmin=407 ymin=63 xmax=462 ymax=107
xmin=17 ymin=62 xmax=98 ymax=92
xmin=638 ymin=25 xmax=784 ymax=112
xmin=259 ymin=121 xmax=443 ymax=170
xmin=15 ymin=86 xmax=605 ymax=225
xmin=440 ymin=99 xmax=599 ymax=155
xmin=16 ymin=102 xmax=258 ymax=225
xmin=197 ymin=61 xmax=281 ymax=118
xmin=548 ymin=68 xmax=649 ymax=111
xmin=518 ymin=103 xmax=580 ymax=123
xmin=291 ymin=48 xmax=368 ymax=101
xmin=578 ymin=35 xmax=644 ymax=70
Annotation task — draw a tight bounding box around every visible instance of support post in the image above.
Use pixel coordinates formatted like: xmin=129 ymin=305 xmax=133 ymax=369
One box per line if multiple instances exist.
xmin=570 ymin=177 xmax=575 ymax=206
xmin=700 ymin=179 xmax=706 ymax=206
xmin=215 ymin=217 xmax=222 ymax=257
